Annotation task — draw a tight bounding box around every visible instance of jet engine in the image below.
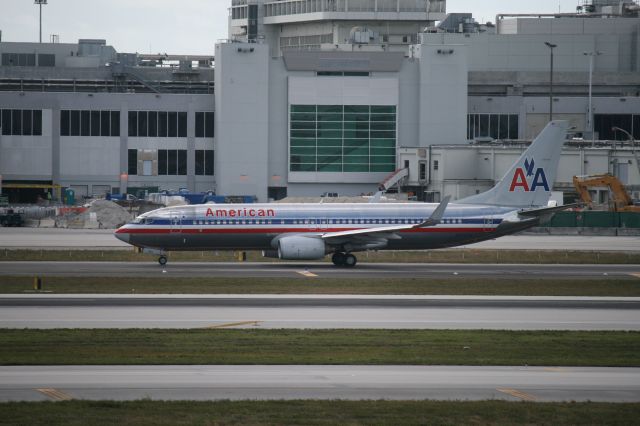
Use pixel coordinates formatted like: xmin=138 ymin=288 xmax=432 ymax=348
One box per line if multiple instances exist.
xmin=275 ymin=236 xmax=327 ymax=260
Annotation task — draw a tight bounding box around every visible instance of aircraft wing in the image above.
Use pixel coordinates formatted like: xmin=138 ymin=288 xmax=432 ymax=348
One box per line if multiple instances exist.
xmin=517 ymin=203 xmax=582 ymax=218
xmin=321 ymin=196 xmax=450 ymax=242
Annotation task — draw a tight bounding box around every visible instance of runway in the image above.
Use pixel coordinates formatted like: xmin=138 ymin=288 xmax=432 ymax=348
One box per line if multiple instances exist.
xmin=1 ymin=261 xmax=639 ymax=279
xmin=1 ymin=365 xmax=638 ymax=402
xmin=1 ymin=228 xmax=639 ymax=251
xmin=1 ymin=295 xmax=638 ymax=330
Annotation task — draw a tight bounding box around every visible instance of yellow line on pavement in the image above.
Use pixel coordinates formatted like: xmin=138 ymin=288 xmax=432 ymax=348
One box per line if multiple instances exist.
xmin=36 ymin=388 xmax=73 ymax=401
xmin=543 ymin=367 xmax=568 ymax=373
xmin=496 ymin=388 xmax=537 ymax=401
xmin=206 ymin=320 xmax=261 ymax=329
xmin=297 ymin=270 xmax=318 ymax=277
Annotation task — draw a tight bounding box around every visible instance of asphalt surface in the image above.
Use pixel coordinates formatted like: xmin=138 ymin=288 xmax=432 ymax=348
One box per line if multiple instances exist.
xmin=1 ymin=365 xmax=638 ymax=402
xmin=1 ymin=261 xmax=639 ymax=279
xmin=1 ymin=295 xmax=638 ymax=330
xmin=1 ymin=228 xmax=639 ymax=251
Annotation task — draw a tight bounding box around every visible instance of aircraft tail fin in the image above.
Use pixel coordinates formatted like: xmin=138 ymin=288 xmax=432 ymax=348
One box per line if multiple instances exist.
xmin=457 ymin=120 xmax=569 ymax=208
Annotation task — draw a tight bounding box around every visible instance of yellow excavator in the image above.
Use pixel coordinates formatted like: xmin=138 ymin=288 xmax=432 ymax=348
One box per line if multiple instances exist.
xmin=573 ymin=174 xmax=640 ymax=212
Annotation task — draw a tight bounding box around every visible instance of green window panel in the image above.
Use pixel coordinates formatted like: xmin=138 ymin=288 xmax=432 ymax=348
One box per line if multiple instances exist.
xmin=317 ymin=163 xmax=342 ymax=172
xmin=291 ymin=155 xmax=317 ymax=164
xmin=317 ymin=147 xmax=342 ymax=156
xmin=370 ymin=155 xmax=396 ymax=164
xmin=291 ymin=121 xmax=316 ymax=130
xmin=370 ymin=139 xmax=395 ymax=147
xmin=291 ymin=105 xmax=316 ymax=113
xmin=371 ymin=147 xmax=396 ymax=156
xmin=318 ymin=155 xmax=342 ymax=164
xmin=344 ymin=164 xmax=370 ymax=172
xmin=291 ymin=163 xmax=317 ymax=172
xmin=317 ymin=121 xmax=343 ymax=130
xmin=290 ymin=138 xmax=316 ymax=147
xmin=317 ymin=138 xmax=342 ymax=147
xmin=317 ymin=129 xmax=342 ymax=138
xmin=291 ymin=147 xmax=317 ymax=155
xmin=371 ymin=122 xmax=396 ymax=131
xmin=291 ymin=113 xmax=316 ymax=121
xmin=371 ymin=106 xmax=396 ymax=113
xmin=343 ymin=155 xmax=369 ymax=164
xmin=344 ymin=138 xmax=369 ymax=147
xmin=317 ymin=113 xmax=343 ymax=122
xmin=344 ymin=113 xmax=370 ymax=122
xmin=344 ymin=105 xmax=369 ymax=113
xmin=371 ymin=164 xmax=396 ymax=172
xmin=343 ymin=147 xmax=369 ymax=156
xmin=370 ymin=114 xmax=396 ymax=122
xmin=317 ymin=105 xmax=343 ymax=113
xmin=371 ymin=130 xmax=396 ymax=138
xmin=291 ymin=129 xmax=316 ymax=138
xmin=343 ymin=121 xmax=370 ymax=131
xmin=344 ymin=130 xmax=370 ymax=139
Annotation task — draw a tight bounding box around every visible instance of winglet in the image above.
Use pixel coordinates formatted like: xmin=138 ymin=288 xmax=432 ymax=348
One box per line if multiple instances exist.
xmin=368 ymin=191 xmax=383 ymax=203
xmin=416 ymin=196 xmax=450 ymax=228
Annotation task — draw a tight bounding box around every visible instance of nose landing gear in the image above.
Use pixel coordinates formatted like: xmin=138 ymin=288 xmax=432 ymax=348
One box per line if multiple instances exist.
xmin=158 ymin=255 xmax=168 ymax=266
xmin=331 ymin=252 xmax=357 ymax=267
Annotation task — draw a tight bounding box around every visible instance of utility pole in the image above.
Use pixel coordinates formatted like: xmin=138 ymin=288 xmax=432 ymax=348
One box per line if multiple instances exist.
xmin=584 ymin=51 xmax=602 ymax=145
xmin=545 ymin=42 xmax=557 ymax=122
xmin=34 ymin=0 xmax=48 ymax=44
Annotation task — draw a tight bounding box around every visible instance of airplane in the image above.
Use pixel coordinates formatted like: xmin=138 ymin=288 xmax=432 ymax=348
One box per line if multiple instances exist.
xmin=115 ymin=120 xmax=570 ymax=267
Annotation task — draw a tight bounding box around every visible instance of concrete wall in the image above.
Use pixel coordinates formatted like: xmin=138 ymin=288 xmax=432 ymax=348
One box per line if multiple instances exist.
xmin=416 ymin=43 xmax=468 ymax=146
xmin=214 ymin=42 xmax=270 ymax=202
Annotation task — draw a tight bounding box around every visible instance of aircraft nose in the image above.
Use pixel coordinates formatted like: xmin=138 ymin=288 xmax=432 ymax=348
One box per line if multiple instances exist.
xmin=114 ymin=227 xmax=130 ymax=244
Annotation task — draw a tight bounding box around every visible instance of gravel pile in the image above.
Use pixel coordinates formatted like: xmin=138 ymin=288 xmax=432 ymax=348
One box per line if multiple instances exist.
xmin=56 ymin=200 xmax=132 ymax=229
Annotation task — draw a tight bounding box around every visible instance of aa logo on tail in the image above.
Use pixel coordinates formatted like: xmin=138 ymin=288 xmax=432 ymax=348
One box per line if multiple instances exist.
xmin=509 ymin=158 xmax=550 ymax=192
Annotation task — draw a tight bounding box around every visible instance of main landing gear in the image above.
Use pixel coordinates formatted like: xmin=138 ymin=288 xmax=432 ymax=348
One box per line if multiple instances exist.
xmin=331 ymin=252 xmax=357 ymax=267
xmin=158 ymin=255 xmax=168 ymax=266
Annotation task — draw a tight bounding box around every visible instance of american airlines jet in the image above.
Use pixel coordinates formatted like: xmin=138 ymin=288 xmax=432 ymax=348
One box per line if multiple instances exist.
xmin=115 ymin=121 xmax=570 ymax=267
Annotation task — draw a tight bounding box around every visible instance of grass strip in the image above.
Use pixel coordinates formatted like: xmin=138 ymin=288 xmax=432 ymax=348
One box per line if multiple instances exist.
xmin=1 ymin=275 xmax=639 ymax=296
xmin=1 ymin=329 xmax=638 ymax=367
xmin=2 ymin=248 xmax=639 ymax=264
xmin=1 ymin=400 xmax=639 ymax=426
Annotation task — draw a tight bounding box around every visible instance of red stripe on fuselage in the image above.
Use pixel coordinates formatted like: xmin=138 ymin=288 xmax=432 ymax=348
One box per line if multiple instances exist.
xmin=118 ymin=227 xmax=493 ymax=235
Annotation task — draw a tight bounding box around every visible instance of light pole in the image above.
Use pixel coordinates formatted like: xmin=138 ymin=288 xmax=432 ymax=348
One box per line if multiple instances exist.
xmin=545 ymin=42 xmax=557 ymax=123
xmin=34 ymin=0 xmax=48 ymax=44
xmin=612 ymin=126 xmax=636 ymax=150
xmin=584 ymin=51 xmax=602 ymax=145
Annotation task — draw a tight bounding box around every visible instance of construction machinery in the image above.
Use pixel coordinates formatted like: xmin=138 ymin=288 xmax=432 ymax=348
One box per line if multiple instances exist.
xmin=572 ymin=174 xmax=640 ymax=212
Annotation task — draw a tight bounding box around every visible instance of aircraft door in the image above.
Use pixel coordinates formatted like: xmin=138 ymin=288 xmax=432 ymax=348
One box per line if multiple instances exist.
xmin=483 ymin=211 xmax=494 ymax=233
xmin=170 ymin=211 xmax=181 ymax=233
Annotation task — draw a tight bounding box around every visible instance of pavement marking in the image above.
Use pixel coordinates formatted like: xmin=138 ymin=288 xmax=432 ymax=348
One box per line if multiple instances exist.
xmin=297 ymin=270 xmax=318 ymax=277
xmin=543 ymin=367 xmax=568 ymax=373
xmin=496 ymin=388 xmax=537 ymax=401
xmin=36 ymin=388 xmax=73 ymax=401
xmin=206 ymin=320 xmax=261 ymax=329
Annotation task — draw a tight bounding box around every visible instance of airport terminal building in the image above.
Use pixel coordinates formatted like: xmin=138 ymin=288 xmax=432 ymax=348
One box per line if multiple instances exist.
xmin=0 ymin=0 xmax=639 ymax=204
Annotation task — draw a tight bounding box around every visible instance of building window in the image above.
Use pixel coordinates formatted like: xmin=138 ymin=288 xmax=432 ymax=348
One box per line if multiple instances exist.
xmin=594 ymin=114 xmax=638 ymax=140
xmin=1 ymin=53 xmax=36 ymax=66
xmin=158 ymin=149 xmax=187 ymax=175
xmin=128 ymin=111 xmax=187 ymax=138
xmin=60 ymin=110 xmax=119 ymax=137
xmin=419 ymin=162 xmax=427 ymax=181
xmin=433 ymin=160 xmax=439 ymax=170
xmin=0 ymin=109 xmax=43 ymax=136
xmin=467 ymin=114 xmax=519 ymax=140
xmin=289 ymin=105 xmax=396 ymax=173
xmin=128 ymin=149 xmax=138 ymax=175
xmin=195 ymin=112 xmax=215 ymax=138
xmin=38 ymin=54 xmax=55 ymax=67
xmin=195 ymin=150 xmax=214 ymax=175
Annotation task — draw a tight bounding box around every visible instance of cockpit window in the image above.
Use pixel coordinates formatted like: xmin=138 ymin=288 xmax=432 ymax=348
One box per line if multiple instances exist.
xmin=132 ymin=217 xmax=144 ymax=224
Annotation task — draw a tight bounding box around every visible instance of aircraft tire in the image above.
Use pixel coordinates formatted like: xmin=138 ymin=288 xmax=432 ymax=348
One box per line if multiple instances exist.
xmin=158 ymin=255 xmax=168 ymax=266
xmin=331 ymin=252 xmax=346 ymax=266
xmin=344 ymin=254 xmax=357 ymax=267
